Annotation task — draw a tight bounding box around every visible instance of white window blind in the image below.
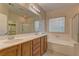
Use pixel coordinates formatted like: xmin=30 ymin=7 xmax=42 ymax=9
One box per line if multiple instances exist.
xmin=49 ymin=17 xmax=65 ymax=32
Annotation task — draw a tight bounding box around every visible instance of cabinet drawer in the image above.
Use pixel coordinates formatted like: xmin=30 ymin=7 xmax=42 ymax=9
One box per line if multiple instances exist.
xmin=32 ymin=38 xmax=40 ymax=45
xmin=33 ymin=42 xmax=40 ymax=50
xmin=33 ymin=47 xmax=40 ymax=56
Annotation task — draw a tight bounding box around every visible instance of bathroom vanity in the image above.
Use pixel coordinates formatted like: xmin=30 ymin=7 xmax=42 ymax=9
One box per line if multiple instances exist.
xmin=0 ymin=33 xmax=47 ymax=56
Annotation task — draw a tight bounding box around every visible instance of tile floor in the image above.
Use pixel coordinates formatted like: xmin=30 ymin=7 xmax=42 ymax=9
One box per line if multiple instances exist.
xmin=43 ymin=49 xmax=67 ymax=56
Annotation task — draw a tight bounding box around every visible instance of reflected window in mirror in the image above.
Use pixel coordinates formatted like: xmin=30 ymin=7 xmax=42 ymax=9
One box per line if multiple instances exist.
xmin=34 ymin=21 xmax=40 ymax=32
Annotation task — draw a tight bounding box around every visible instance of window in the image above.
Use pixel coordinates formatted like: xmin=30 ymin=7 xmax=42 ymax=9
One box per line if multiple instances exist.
xmin=34 ymin=21 xmax=40 ymax=32
xmin=49 ymin=17 xmax=65 ymax=32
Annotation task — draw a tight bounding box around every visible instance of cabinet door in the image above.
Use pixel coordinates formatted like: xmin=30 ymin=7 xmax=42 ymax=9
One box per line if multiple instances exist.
xmin=21 ymin=41 xmax=32 ymax=56
xmin=44 ymin=36 xmax=47 ymax=52
xmin=0 ymin=45 xmax=19 ymax=56
xmin=40 ymin=37 xmax=45 ymax=55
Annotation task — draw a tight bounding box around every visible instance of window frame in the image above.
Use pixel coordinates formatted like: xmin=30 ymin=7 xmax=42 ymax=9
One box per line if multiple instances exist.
xmin=48 ymin=16 xmax=66 ymax=33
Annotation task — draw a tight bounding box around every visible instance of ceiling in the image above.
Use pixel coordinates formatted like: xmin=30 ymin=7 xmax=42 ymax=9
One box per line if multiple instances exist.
xmin=38 ymin=3 xmax=79 ymax=12
xmin=7 ymin=3 xmax=79 ymax=16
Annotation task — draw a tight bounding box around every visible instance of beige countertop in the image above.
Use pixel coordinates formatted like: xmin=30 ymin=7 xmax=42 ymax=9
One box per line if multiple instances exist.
xmin=0 ymin=33 xmax=47 ymax=50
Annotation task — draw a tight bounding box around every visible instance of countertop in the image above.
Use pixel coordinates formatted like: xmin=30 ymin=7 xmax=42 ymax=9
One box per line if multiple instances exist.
xmin=0 ymin=33 xmax=47 ymax=50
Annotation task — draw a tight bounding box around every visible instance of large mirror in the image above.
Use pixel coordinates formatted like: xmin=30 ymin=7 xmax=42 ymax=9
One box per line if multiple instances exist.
xmin=0 ymin=3 xmax=45 ymax=36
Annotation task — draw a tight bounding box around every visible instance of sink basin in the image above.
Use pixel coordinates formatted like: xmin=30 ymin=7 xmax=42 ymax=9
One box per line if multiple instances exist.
xmin=0 ymin=40 xmax=10 ymax=45
xmin=0 ymin=40 xmax=9 ymax=43
xmin=0 ymin=38 xmax=23 ymax=45
xmin=34 ymin=33 xmax=45 ymax=35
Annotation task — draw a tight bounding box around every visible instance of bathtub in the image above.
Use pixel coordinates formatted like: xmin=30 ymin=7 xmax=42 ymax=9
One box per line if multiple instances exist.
xmin=47 ymin=34 xmax=78 ymax=56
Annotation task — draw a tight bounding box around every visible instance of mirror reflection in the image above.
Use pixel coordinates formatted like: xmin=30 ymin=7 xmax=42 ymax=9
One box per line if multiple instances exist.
xmin=0 ymin=3 xmax=45 ymax=36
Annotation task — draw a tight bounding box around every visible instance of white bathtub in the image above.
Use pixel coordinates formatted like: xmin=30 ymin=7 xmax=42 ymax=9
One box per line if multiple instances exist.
xmin=47 ymin=34 xmax=78 ymax=56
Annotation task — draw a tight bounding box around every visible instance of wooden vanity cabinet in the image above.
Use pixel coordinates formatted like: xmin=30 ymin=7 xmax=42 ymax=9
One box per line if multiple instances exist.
xmin=0 ymin=45 xmax=21 ymax=56
xmin=21 ymin=41 xmax=32 ymax=56
xmin=0 ymin=35 xmax=47 ymax=56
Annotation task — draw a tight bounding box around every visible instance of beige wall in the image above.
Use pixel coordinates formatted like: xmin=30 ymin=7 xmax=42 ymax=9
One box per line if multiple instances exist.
xmin=46 ymin=5 xmax=79 ymax=42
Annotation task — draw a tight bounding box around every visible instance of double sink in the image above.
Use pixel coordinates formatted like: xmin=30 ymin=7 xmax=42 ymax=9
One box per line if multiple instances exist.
xmin=0 ymin=33 xmax=46 ymax=45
